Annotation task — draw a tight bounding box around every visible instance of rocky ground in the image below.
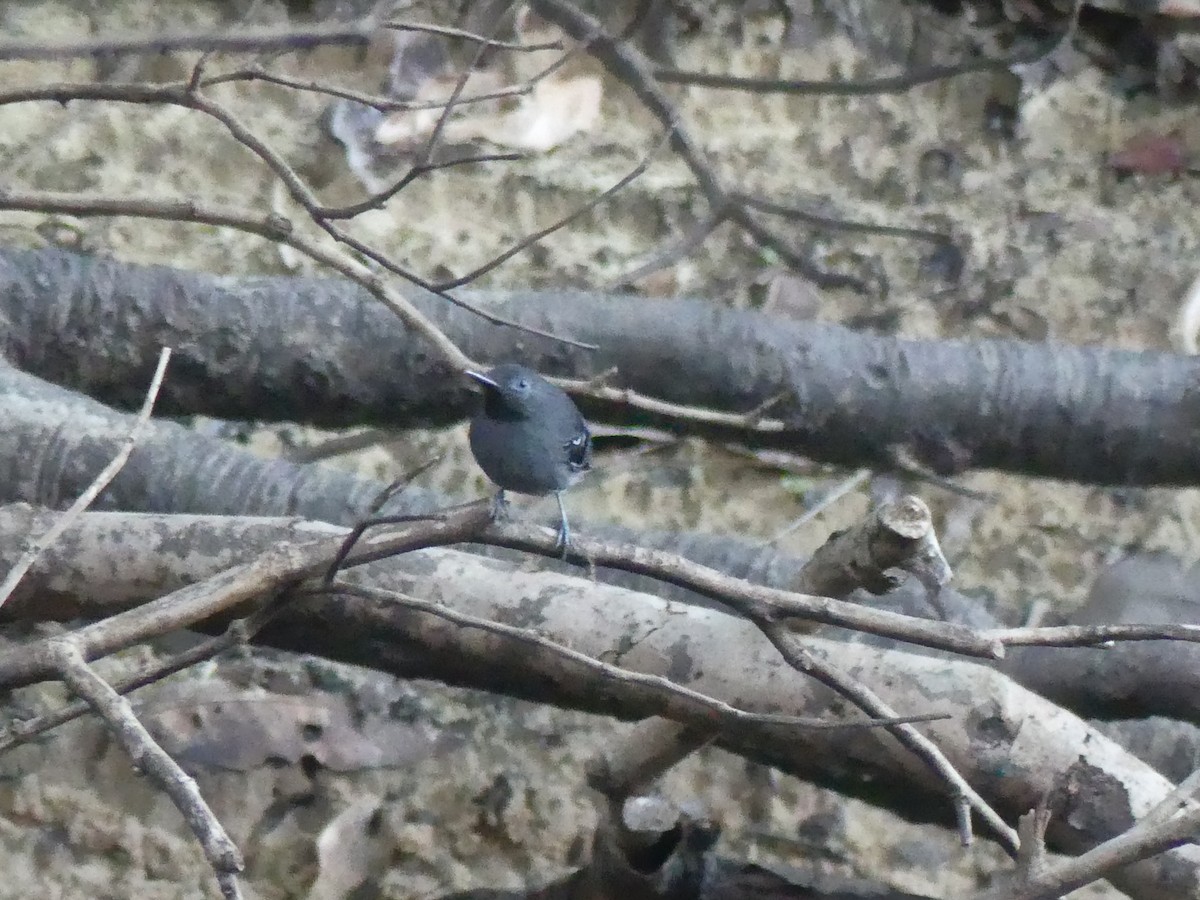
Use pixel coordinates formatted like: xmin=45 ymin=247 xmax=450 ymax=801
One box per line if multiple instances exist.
xmin=0 ymin=0 xmax=1198 ymax=897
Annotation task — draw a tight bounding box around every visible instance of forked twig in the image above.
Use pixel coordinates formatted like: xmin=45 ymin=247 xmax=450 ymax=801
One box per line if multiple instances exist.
xmin=47 ymin=639 xmax=244 ymax=899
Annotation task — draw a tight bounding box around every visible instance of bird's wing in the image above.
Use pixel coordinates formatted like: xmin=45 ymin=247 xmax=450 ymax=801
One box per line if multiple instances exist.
xmin=564 ymin=427 xmax=592 ymax=472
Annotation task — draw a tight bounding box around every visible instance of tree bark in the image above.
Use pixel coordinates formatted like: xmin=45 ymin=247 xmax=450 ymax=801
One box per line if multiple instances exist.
xmin=0 ymin=507 xmax=1196 ymax=900
xmin=3 ymin=247 xmax=1200 ymax=484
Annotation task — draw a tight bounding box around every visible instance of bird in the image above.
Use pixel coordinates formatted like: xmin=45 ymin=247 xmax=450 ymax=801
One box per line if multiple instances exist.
xmin=466 ymin=363 xmax=592 ymax=550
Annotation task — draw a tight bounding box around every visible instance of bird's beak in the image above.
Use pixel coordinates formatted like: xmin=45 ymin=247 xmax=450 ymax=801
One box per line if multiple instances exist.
xmin=465 ymin=370 xmax=500 ymax=391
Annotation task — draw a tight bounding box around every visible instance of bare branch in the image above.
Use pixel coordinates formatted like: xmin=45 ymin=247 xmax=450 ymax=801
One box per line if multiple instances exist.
xmin=1145 ymin=768 xmax=1200 ymax=828
xmin=797 ymin=495 xmax=952 ymax=597
xmin=733 ymin=191 xmax=949 ymax=244
xmin=0 ymin=611 xmax=263 ymax=754
xmin=0 ymin=347 xmax=171 ymax=612
xmin=414 ymin=4 xmax=514 ymax=170
xmin=587 ymin=493 xmax=954 ymax=811
xmin=318 ymin=152 xmax=525 ymax=221
xmin=555 ymin=373 xmax=789 ymax=435
xmin=0 ymin=79 xmax=593 ymax=354
xmin=470 ymin=521 xmax=1003 ymax=658
xmin=766 ymin=621 xmax=1019 ymax=853
xmin=0 ymin=504 xmax=491 ymax=688
xmin=282 ymin=427 xmax=395 ymax=462
xmin=47 ymin=639 xmax=244 ymax=898
xmin=528 ymin=0 xmax=866 ymax=291
xmin=381 ymin=19 xmax=563 ymax=52
xmin=0 ymin=20 xmax=376 ymax=61
xmin=0 ymin=187 xmax=474 ymax=371
xmin=433 ymin=130 xmax=668 ymax=290
xmin=202 ymin=66 xmax=532 ymax=113
xmin=319 ymin=581 xmax=946 ymax=735
xmin=603 ymin=208 xmax=725 ymax=288
xmin=974 ymin=800 xmax=1200 ymax=900
xmin=983 ymin=621 xmax=1200 ymax=648
xmin=768 ymin=467 xmax=872 ymax=545
xmin=0 ymin=507 xmax=1197 ymax=894
xmin=586 ymin=719 xmax=717 ymax=801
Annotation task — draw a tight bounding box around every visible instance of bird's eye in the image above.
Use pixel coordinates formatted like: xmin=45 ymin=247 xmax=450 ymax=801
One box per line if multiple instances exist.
xmin=517 ymin=378 xmax=529 ymax=391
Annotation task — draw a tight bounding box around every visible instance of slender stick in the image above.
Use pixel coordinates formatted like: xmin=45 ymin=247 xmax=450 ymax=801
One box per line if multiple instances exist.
xmin=48 ymin=640 xmax=244 ymax=899
xmin=0 ymin=347 xmax=171 ymax=612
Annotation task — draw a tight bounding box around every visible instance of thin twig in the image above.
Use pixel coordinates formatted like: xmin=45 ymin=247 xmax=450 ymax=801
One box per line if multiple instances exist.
xmin=0 ymin=21 xmax=376 ymax=61
xmin=381 ymin=19 xmax=563 ymax=52
xmin=554 ymin=374 xmax=788 ymax=434
xmin=733 ymin=191 xmax=949 ymax=244
xmin=604 ymin=210 xmax=726 ymax=287
xmin=47 ymin=640 xmax=244 ymax=898
xmin=416 ymin=1 xmax=516 ymax=170
xmin=0 ymin=611 xmax=266 ymax=754
xmin=0 ymin=80 xmax=594 ymax=354
xmin=318 ymin=581 xmax=947 ymax=734
xmin=318 ymin=152 xmax=525 ymax=220
xmin=202 ymin=66 xmax=531 ymax=113
xmin=765 ymin=623 xmax=1019 ymax=853
xmin=529 ymin=0 xmax=864 ymax=291
xmin=767 ymin=467 xmax=872 ymax=545
xmin=0 ymin=347 xmax=171 ymax=613
xmin=323 ymin=457 xmax=444 ymax=585
xmin=434 ymin=130 xmax=670 ymax=290
xmin=982 ymin=622 xmax=1200 ymax=648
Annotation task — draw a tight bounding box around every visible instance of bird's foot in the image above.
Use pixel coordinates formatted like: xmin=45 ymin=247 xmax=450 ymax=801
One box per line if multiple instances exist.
xmin=490 ymin=490 xmax=511 ymax=522
xmin=553 ymin=492 xmax=573 ymax=559
xmin=554 ymin=520 xmax=572 ymax=559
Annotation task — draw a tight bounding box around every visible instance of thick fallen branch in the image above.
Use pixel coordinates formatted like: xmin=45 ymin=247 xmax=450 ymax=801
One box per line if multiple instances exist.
xmin=2 ymin=361 xmax=1199 ymax=735
xmin=0 ymin=20 xmax=377 ymax=60
xmin=1002 ymin=554 xmax=1200 ymax=721
xmin=0 ymin=346 xmax=171 ymax=612
xmin=975 ymin=794 xmax=1200 ymax=900
xmin=586 ymin=495 xmax=955 ymax=833
xmin=281 ymin=548 xmax=1200 ymax=900
xmin=3 ymin=247 xmax=1200 ymax=484
xmin=0 ymin=508 xmax=1197 ymax=897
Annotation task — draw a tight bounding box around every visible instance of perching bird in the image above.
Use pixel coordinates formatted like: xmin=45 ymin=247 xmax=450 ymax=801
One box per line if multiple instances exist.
xmin=466 ymin=363 xmax=592 ymax=549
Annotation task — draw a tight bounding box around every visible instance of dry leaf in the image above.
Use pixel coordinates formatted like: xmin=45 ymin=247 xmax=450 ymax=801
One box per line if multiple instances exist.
xmin=143 ymin=682 xmax=451 ymax=772
xmin=307 ymin=797 xmax=390 ymax=900
xmin=474 ymin=75 xmax=602 ymax=152
xmin=375 ymin=73 xmax=602 ymax=153
xmin=761 ymin=270 xmax=822 ymax=321
xmin=373 ymin=69 xmax=507 ymax=149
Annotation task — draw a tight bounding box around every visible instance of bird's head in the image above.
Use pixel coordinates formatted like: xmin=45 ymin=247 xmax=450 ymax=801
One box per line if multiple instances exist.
xmin=466 ymin=364 xmax=542 ymax=419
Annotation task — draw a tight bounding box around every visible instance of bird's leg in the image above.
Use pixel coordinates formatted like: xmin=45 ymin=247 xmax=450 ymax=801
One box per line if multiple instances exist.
xmin=554 ymin=491 xmax=572 ymax=557
xmin=490 ymin=489 xmax=510 ymax=521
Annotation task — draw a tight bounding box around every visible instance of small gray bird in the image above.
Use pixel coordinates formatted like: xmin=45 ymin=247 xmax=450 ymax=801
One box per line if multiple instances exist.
xmin=466 ymin=363 xmax=592 ymax=549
